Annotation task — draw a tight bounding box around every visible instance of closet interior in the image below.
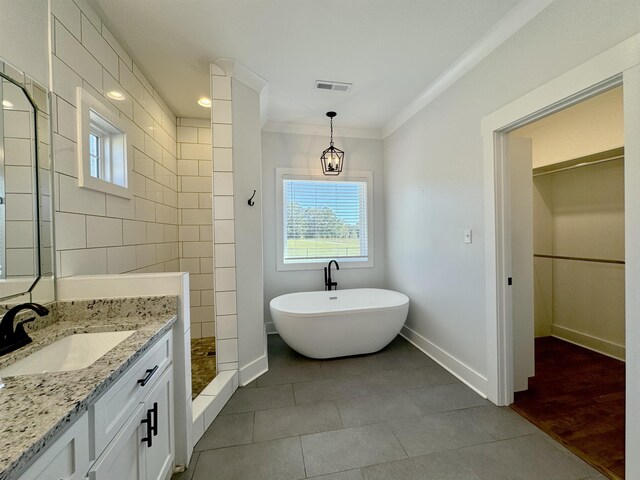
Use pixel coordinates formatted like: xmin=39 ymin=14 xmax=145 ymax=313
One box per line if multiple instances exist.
xmin=510 ymin=87 xmax=626 ymax=480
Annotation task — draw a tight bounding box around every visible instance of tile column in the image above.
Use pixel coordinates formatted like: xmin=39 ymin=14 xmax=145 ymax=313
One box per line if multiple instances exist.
xmin=210 ymin=63 xmax=238 ymax=372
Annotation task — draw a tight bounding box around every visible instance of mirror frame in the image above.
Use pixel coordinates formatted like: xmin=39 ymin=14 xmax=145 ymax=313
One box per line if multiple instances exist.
xmin=0 ymin=67 xmax=46 ymax=301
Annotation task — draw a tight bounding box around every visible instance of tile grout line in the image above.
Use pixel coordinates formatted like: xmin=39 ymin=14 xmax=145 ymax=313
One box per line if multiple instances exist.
xmin=251 ymin=410 xmax=256 ymax=444
xmin=334 ymin=397 xmax=346 ymax=430
xmin=297 ymin=434 xmax=308 ymax=479
xmin=188 ymin=451 xmax=200 ymax=480
xmin=385 ymin=419 xmax=410 ymax=460
xmin=306 ymin=466 xmax=364 ymax=480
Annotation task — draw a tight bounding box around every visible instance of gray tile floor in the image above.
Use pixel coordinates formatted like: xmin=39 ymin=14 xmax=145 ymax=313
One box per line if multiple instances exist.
xmin=175 ymin=335 xmax=606 ymax=480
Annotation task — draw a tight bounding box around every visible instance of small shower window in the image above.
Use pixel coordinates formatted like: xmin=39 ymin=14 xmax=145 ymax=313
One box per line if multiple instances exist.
xmin=276 ymin=168 xmax=373 ymax=270
xmin=76 ymin=87 xmax=131 ymax=199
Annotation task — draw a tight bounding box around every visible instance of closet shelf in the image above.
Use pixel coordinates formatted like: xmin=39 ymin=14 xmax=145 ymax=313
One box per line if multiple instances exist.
xmin=533 ymin=253 xmax=624 ymax=265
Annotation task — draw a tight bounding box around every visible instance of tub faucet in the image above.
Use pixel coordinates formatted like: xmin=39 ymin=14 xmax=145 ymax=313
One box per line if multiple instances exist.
xmin=324 ymin=260 xmax=340 ymax=291
xmin=0 ymin=303 xmax=49 ymax=357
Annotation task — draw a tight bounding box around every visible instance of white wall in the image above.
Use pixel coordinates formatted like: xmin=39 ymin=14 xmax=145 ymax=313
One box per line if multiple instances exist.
xmin=0 ymin=0 xmax=48 ymax=86
xmin=383 ymin=0 xmax=640 ymax=385
xmin=262 ymin=131 xmax=386 ymax=325
xmin=209 ymin=60 xmax=267 ymax=385
xmin=515 ymin=87 xmax=624 ymax=168
xmin=176 ymin=118 xmax=214 ymax=339
xmin=232 ymin=79 xmax=266 ymax=382
xmin=50 ymin=0 xmax=180 ymax=279
xmin=532 ymin=175 xmax=553 ymax=337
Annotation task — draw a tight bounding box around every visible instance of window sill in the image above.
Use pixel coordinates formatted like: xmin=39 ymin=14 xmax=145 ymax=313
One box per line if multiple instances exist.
xmin=276 ymin=258 xmax=374 ymax=272
xmin=79 ymin=175 xmax=132 ymax=199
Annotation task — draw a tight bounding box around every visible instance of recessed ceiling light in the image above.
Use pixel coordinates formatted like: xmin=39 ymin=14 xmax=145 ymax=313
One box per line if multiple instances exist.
xmin=106 ymin=90 xmax=126 ymax=101
xmin=2 ymin=100 xmax=14 ymax=109
xmin=197 ymin=97 xmax=211 ymax=108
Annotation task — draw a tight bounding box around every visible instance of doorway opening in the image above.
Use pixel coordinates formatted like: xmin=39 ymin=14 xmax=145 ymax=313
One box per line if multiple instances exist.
xmin=174 ymin=117 xmax=218 ymax=399
xmin=506 ymin=87 xmax=625 ymax=478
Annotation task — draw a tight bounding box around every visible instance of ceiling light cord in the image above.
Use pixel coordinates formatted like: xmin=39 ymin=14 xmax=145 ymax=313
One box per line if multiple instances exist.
xmin=330 ymin=116 xmax=334 ymax=147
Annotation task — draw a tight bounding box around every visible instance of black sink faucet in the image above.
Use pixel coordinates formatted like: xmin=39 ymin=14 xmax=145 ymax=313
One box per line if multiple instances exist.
xmin=0 ymin=303 xmax=49 ymax=357
xmin=324 ymin=260 xmax=340 ymax=291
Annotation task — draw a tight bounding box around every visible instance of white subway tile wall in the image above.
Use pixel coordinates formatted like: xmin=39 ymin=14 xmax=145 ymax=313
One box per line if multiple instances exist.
xmin=2 ymin=77 xmax=37 ymax=277
xmin=211 ymin=67 xmax=238 ymax=372
xmin=177 ymin=117 xmax=214 ymax=339
xmin=48 ymin=1 xmax=245 ymax=383
xmin=51 ymin=0 xmax=180 ymax=277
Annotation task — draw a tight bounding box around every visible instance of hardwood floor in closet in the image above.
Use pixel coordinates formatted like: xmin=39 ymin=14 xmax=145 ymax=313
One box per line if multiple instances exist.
xmin=511 ymin=337 xmax=625 ymax=479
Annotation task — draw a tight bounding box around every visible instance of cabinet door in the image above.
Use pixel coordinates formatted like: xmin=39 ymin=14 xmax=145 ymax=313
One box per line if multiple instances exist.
xmin=19 ymin=413 xmax=90 ymax=480
xmin=91 ymin=331 xmax=172 ymax=458
xmin=145 ymin=366 xmax=174 ymax=480
xmin=88 ymin=404 xmax=147 ymax=480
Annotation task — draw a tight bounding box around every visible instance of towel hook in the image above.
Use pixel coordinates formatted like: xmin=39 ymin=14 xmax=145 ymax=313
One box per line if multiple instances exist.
xmin=248 ymin=189 xmax=256 ymax=206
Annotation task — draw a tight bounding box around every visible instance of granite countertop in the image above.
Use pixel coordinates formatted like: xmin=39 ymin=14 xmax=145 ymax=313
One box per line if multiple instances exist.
xmin=0 ymin=296 xmax=178 ymax=480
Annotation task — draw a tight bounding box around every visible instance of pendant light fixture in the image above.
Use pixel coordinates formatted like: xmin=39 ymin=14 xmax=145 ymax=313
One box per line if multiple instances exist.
xmin=320 ymin=111 xmax=344 ymax=175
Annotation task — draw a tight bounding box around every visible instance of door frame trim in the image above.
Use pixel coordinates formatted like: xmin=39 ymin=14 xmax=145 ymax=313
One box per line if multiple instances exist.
xmin=482 ymin=33 xmax=639 ymax=407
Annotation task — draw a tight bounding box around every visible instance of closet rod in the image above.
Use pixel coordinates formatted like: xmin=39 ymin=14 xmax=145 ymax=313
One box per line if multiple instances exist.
xmin=532 ymin=147 xmax=624 ymax=177
xmin=533 ymin=253 xmax=625 ymax=265
xmin=532 ymin=156 xmax=623 ymax=177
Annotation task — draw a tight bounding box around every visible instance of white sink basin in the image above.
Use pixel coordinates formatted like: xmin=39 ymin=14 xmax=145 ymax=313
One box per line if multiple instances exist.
xmin=0 ymin=331 xmax=136 ymax=376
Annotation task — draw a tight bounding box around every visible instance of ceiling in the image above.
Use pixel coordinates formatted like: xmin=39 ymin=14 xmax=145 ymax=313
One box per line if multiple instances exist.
xmin=89 ymin=0 xmax=523 ymax=129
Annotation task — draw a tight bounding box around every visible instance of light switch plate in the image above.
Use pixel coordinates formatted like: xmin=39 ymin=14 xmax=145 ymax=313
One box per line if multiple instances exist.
xmin=464 ymin=229 xmax=472 ymax=244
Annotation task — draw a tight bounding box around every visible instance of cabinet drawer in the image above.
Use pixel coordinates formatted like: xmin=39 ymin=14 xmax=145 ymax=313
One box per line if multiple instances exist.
xmin=91 ymin=331 xmax=172 ymax=458
xmin=19 ymin=412 xmax=90 ymax=480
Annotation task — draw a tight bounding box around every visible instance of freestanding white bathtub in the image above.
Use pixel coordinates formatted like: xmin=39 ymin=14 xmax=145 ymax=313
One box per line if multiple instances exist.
xmin=269 ymin=288 xmax=409 ymax=359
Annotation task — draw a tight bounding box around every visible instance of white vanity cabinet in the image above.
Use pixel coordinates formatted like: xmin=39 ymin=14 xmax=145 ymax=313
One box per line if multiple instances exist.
xmin=18 ymin=330 xmax=175 ymax=480
xmin=88 ymin=366 xmax=174 ymax=480
xmin=90 ymin=331 xmax=172 ymax=458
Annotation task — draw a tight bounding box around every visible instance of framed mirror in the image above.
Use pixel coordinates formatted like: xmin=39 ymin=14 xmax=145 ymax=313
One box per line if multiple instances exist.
xmin=0 ymin=59 xmax=54 ymax=304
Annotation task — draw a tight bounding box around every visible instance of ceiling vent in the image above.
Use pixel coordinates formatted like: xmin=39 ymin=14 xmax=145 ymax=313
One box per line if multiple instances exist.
xmin=315 ymin=80 xmax=352 ymax=93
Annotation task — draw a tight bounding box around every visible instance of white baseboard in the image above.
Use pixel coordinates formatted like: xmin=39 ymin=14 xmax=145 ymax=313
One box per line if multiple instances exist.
xmin=400 ymin=325 xmax=489 ymax=397
xmin=551 ymin=324 xmax=625 ymax=361
xmin=239 ymin=353 xmax=269 ymax=386
xmin=239 ymin=325 xmax=270 ymax=385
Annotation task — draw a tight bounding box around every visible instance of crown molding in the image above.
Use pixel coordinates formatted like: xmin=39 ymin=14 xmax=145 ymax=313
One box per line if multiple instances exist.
xmin=383 ymin=0 xmax=554 ymax=138
xmin=260 ymin=85 xmax=270 ymax=127
xmin=214 ymin=58 xmax=268 ymax=93
xmin=263 ymin=121 xmax=383 ymax=140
